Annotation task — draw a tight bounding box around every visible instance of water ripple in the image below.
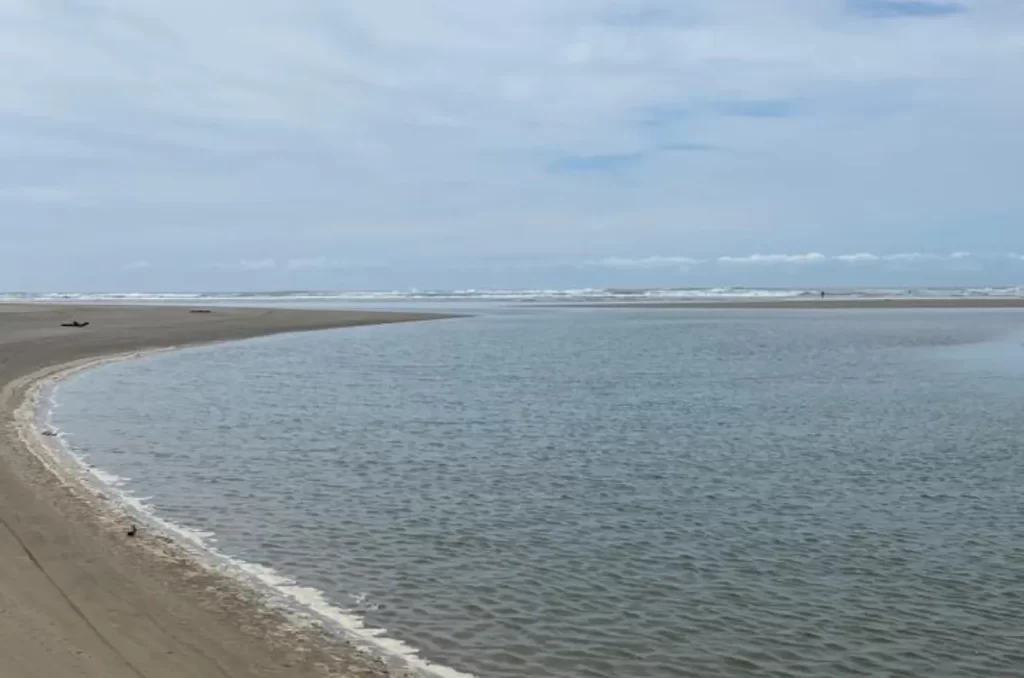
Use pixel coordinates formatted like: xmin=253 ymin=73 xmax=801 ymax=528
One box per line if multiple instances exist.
xmin=53 ymin=309 xmax=1024 ymax=677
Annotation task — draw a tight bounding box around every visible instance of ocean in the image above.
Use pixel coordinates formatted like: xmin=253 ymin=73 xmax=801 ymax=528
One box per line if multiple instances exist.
xmin=6 ymin=284 xmax=1024 ymax=304
xmin=44 ymin=304 xmax=1024 ymax=677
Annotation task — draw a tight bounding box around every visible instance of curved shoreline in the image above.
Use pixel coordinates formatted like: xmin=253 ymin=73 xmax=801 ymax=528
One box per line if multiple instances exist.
xmin=0 ymin=304 xmax=456 ymax=678
xmin=18 ymin=351 xmax=171 ymax=486
xmin=30 ymin=350 xmax=475 ymax=678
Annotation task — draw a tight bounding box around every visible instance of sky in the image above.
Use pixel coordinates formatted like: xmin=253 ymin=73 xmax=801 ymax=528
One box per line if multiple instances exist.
xmin=3 ymin=0 xmax=1024 ymax=291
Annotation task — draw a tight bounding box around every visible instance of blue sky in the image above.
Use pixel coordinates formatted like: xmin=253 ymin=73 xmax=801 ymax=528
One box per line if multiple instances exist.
xmin=2 ymin=0 xmax=1023 ymax=291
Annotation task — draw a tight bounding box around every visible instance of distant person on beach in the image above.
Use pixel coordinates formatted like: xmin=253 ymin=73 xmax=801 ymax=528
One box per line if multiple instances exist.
xmin=820 ymin=291 xmax=825 ymax=298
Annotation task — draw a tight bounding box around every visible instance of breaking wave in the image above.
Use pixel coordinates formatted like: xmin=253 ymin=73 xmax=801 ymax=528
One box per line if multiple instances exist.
xmin=4 ymin=286 xmax=1023 ymax=304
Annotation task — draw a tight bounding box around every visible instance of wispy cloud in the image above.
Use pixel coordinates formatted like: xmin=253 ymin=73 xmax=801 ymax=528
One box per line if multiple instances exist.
xmin=834 ymin=251 xmax=972 ymax=263
xmin=847 ymin=0 xmax=968 ymax=19
xmin=834 ymin=252 xmax=881 ymax=263
xmin=204 ymin=251 xmax=1000 ymax=275
xmin=122 ymin=260 xmax=152 ymax=271
xmin=707 ymin=251 xmax=978 ymax=266
xmin=719 ymin=253 xmax=828 ymax=265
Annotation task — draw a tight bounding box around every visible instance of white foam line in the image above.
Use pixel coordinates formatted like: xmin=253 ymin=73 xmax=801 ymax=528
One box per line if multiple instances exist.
xmin=17 ymin=351 xmax=477 ymax=678
xmin=7 ymin=286 xmax=1021 ymax=303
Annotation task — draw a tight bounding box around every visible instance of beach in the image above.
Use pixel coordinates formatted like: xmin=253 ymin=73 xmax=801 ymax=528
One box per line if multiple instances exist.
xmin=0 ymin=303 xmax=449 ymax=678
xmin=3 ymin=300 xmax=1023 ymax=678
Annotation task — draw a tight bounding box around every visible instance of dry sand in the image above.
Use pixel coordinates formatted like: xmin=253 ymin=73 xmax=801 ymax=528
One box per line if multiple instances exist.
xmin=564 ymin=297 xmax=1024 ymax=309
xmin=0 ymin=303 xmax=453 ymax=678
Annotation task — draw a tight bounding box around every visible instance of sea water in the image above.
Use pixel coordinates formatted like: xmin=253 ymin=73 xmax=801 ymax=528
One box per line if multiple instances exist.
xmin=50 ymin=307 xmax=1024 ymax=677
xmin=6 ymin=284 xmax=1024 ymax=305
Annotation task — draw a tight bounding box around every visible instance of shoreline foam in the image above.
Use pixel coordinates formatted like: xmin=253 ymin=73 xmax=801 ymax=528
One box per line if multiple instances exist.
xmin=28 ymin=350 xmax=475 ymax=678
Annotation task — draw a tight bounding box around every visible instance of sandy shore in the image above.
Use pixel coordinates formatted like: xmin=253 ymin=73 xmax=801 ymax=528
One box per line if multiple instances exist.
xmin=564 ymin=297 xmax=1024 ymax=309
xmin=0 ymin=303 xmax=454 ymax=678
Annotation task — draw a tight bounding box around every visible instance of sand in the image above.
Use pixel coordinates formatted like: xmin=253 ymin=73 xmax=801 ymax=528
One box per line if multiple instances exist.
xmin=564 ymin=297 xmax=1024 ymax=309
xmin=0 ymin=303 xmax=454 ymax=678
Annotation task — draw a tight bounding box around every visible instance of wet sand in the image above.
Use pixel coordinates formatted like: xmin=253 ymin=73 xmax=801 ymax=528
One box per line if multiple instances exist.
xmin=564 ymin=297 xmax=1024 ymax=309
xmin=0 ymin=304 xmax=452 ymax=678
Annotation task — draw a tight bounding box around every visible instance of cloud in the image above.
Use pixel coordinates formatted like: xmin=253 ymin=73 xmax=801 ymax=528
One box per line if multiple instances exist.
xmin=2 ymin=0 xmax=1024 ymax=291
xmin=883 ymin=252 xmax=942 ymax=262
xmin=719 ymin=253 xmax=828 ymax=265
xmin=719 ymin=251 xmax=977 ymax=265
xmin=216 ymin=251 xmax=1008 ymax=273
xmin=585 ymin=256 xmax=701 ymax=269
xmin=834 ymin=252 xmax=881 ymax=263
xmin=122 ymin=260 xmax=153 ymax=271
xmin=872 ymin=251 xmax=971 ymax=262
xmin=847 ymin=1 xmax=968 ymax=19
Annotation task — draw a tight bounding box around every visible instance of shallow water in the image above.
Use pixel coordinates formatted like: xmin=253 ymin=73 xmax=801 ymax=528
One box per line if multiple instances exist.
xmin=53 ymin=308 xmax=1024 ymax=677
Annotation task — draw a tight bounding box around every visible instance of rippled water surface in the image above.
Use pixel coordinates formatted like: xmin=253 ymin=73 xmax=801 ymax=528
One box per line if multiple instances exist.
xmin=54 ymin=308 xmax=1024 ymax=677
